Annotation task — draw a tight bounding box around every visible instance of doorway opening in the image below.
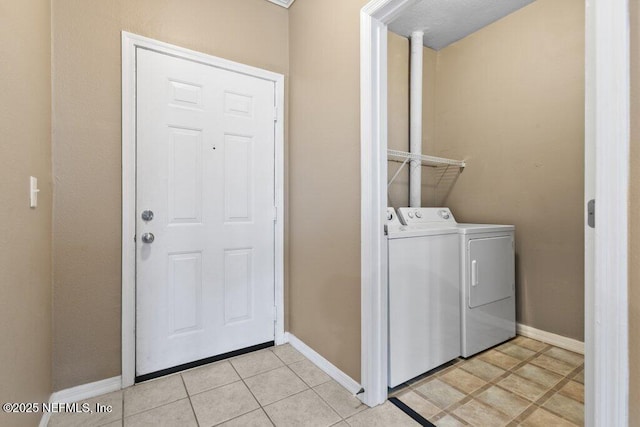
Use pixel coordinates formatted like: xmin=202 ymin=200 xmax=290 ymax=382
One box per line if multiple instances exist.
xmin=359 ymin=2 xmax=629 ymax=425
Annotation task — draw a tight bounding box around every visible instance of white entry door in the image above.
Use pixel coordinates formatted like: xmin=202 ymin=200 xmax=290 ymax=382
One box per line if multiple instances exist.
xmin=136 ymin=48 xmax=276 ymax=376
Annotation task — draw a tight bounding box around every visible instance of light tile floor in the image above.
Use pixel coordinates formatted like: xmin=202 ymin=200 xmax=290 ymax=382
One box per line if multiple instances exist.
xmin=47 ymin=337 xmax=583 ymax=426
xmin=390 ymin=336 xmax=585 ymax=426
xmin=47 ymin=344 xmax=416 ymax=427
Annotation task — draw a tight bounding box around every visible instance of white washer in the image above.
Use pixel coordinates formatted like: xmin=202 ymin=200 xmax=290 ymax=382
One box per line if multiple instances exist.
xmin=398 ymin=208 xmax=516 ymax=358
xmin=387 ymin=208 xmax=461 ymax=388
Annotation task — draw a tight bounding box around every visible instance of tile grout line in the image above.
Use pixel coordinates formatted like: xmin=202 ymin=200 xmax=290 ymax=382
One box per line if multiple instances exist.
xmin=402 ymin=338 xmax=584 ymax=426
xmin=286 ymin=359 xmax=334 ymax=390
xmin=307 ymin=380 xmax=352 ymax=423
xmin=121 ymin=388 xmax=125 ymax=427
xmin=233 ymin=357 xmax=286 ymax=381
xmin=181 ymin=349 xmax=302 ymax=398
xmin=494 ymin=339 xmax=584 ymax=425
xmin=272 ymin=346 xmax=358 ymax=424
xmin=226 ymin=360 xmax=278 ymax=426
xmin=269 ymin=347 xmax=338 ymax=401
xmin=248 ymin=364 xmax=313 ymax=407
xmin=221 ymin=365 xmax=311 ymax=414
xmin=120 ymin=397 xmax=191 ymax=422
xmin=180 ymin=373 xmax=201 ymax=427
xmin=441 ymin=410 xmax=471 ymax=426
xmin=535 ymin=382 xmax=584 ymax=425
xmin=120 ymin=387 xmax=189 ymax=421
xmin=487 ymin=339 xmax=581 ymax=425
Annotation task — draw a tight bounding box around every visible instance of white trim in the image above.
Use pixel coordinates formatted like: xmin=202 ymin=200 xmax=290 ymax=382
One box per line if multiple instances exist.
xmin=360 ymin=0 xmax=420 ymax=407
xmin=516 ymin=324 xmax=584 ymax=355
xmin=50 ymin=376 xmax=122 ymax=404
xmin=584 ymin=0 xmax=596 ymax=423
xmin=266 ymin=0 xmax=295 ymax=8
xmin=121 ymin=32 xmax=286 ymax=387
xmin=587 ymin=0 xmax=630 ymax=425
xmin=285 ymin=333 xmax=362 ymax=395
xmin=273 ymin=70 xmax=286 ymax=346
xmin=121 ymin=31 xmax=136 ymax=390
xmin=40 ymin=376 xmax=123 ymax=426
xmin=39 ymin=411 xmax=51 ymax=427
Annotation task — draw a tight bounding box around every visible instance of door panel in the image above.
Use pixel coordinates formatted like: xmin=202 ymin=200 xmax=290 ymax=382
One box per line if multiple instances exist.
xmin=168 ymin=128 xmax=203 ymax=223
xmin=136 ymin=48 xmax=276 ymax=376
xmin=468 ymin=236 xmax=514 ymax=308
xmin=224 ymin=135 xmax=253 ymax=222
xmin=168 ymin=252 xmax=203 ymax=334
xmin=224 ymin=248 xmax=254 ymax=325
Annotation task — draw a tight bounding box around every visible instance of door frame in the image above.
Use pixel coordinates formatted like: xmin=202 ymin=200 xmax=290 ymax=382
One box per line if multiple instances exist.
xmin=121 ymin=32 xmax=286 ymax=388
xmin=359 ymin=2 xmax=630 ymax=424
xmin=584 ymin=0 xmax=630 ymax=424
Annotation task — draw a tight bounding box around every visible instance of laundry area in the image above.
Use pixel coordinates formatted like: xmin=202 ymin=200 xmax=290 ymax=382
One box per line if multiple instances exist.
xmin=382 ymin=0 xmax=585 ymax=425
xmin=387 ymin=207 xmax=516 ymax=388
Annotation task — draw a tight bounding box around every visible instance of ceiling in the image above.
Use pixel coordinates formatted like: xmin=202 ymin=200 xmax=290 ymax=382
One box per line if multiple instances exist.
xmin=388 ymin=0 xmax=536 ymax=50
xmin=266 ymin=0 xmax=295 ymax=8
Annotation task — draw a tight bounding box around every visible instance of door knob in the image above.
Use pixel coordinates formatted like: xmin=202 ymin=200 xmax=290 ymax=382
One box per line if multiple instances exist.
xmin=141 ymin=232 xmax=155 ymax=244
xmin=141 ymin=210 xmax=154 ymax=221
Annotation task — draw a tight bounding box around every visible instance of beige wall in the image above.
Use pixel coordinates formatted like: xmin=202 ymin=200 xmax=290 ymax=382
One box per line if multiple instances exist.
xmin=629 ymin=0 xmax=639 ymax=424
xmin=51 ymin=0 xmax=289 ymax=390
xmin=288 ymin=0 xmax=366 ymax=382
xmin=389 ymin=0 xmax=585 ymax=340
xmin=0 ymin=0 xmax=52 ymax=425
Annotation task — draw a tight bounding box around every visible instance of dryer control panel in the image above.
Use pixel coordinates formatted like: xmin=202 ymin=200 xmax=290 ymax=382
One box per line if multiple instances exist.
xmin=397 ymin=207 xmax=457 ymax=225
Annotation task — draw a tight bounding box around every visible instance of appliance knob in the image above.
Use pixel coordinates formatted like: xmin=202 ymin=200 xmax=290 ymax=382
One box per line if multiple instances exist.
xmin=387 ymin=211 xmax=393 ymax=220
xmin=415 ymin=211 xmax=422 ymax=218
xmin=407 ymin=212 xmax=414 ymax=219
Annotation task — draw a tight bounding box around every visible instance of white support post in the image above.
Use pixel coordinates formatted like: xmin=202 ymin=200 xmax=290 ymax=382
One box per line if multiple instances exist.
xmin=409 ymin=31 xmax=424 ymax=208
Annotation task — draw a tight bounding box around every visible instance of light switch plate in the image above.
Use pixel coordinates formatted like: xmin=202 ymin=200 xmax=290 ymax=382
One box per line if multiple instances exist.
xmin=30 ymin=176 xmax=39 ymax=208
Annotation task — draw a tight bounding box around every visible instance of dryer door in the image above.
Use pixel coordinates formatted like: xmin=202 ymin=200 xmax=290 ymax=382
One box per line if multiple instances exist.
xmin=468 ymin=235 xmax=514 ymax=308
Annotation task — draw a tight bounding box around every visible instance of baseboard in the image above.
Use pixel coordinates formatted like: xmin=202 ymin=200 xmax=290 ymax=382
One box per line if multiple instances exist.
xmin=517 ymin=323 xmax=584 ymax=355
xmin=284 ymin=333 xmax=362 ymax=395
xmin=51 ymin=376 xmax=122 ymax=404
xmin=40 ymin=376 xmax=122 ymax=427
xmin=39 ymin=410 xmax=51 ymax=427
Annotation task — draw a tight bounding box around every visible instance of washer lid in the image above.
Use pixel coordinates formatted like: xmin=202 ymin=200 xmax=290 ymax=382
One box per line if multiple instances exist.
xmin=387 ymin=223 xmax=459 ymax=239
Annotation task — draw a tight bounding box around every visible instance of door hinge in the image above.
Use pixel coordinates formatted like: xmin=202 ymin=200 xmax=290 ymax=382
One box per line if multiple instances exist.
xmin=273 ymin=206 xmax=278 ymax=222
xmin=588 ymin=199 xmax=595 ymax=228
xmin=274 ymin=106 xmax=278 ymax=122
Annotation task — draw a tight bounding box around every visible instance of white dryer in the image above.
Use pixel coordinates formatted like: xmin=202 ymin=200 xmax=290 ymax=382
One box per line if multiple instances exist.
xmin=386 ymin=208 xmax=461 ymax=388
xmin=398 ymin=208 xmax=516 ymax=358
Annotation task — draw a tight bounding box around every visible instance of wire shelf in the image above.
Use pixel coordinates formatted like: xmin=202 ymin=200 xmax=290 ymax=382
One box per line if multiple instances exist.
xmin=387 ymin=149 xmax=466 ymax=168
